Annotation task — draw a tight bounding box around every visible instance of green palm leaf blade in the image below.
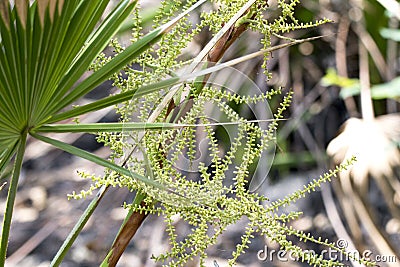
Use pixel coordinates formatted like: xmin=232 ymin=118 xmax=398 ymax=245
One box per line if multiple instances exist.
xmin=32 ymin=0 xmax=114 ymax=124
xmin=0 ymin=0 xmax=136 ymax=131
xmin=0 ymin=4 xmax=21 ymax=119
xmin=0 ymin=0 xmax=207 ymax=264
xmin=31 ymin=133 xmax=170 ymax=191
xmin=47 ymin=0 xmax=135 ymax=100
xmin=44 ymin=0 xmax=207 ymax=123
xmin=33 ymin=0 xmax=111 ymax=107
xmin=0 ymin=0 xmax=144 ymax=262
xmin=35 ymin=122 xmax=178 ymax=133
xmin=46 ymin=33 xmax=323 ymax=124
xmin=46 ymin=76 xmax=181 ymax=123
xmin=33 ymin=0 xmax=137 ymax=125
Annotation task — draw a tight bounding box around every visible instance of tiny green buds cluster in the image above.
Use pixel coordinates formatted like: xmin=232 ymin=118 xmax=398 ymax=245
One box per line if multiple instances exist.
xmin=72 ymin=1 xmax=360 ymax=266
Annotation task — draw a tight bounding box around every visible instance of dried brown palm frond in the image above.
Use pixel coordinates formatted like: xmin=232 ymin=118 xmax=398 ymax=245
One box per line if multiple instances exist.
xmin=327 ymin=115 xmax=400 ymax=183
xmin=327 ymin=114 xmax=400 ymax=264
xmin=326 ymin=23 xmax=400 ymax=264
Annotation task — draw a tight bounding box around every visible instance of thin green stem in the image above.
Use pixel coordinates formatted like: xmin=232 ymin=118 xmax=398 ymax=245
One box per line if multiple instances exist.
xmin=0 ymin=141 xmax=18 ymax=176
xmin=50 ymin=185 xmax=110 ymax=267
xmin=0 ymin=131 xmax=27 ymax=265
xmin=35 ymin=122 xmax=176 ymax=133
xmin=30 ymin=133 xmax=170 ymax=191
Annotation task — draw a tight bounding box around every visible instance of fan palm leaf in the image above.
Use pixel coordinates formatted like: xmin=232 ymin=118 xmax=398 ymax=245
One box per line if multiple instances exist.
xmin=0 ymin=0 xmax=195 ymax=263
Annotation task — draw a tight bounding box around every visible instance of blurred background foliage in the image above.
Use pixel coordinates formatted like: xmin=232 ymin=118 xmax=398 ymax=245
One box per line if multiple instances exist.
xmin=260 ymin=0 xmax=400 ymax=265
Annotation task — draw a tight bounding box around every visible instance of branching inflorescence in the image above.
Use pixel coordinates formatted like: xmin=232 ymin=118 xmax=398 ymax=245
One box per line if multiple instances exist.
xmin=69 ymin=0 xmax=372 ymax=266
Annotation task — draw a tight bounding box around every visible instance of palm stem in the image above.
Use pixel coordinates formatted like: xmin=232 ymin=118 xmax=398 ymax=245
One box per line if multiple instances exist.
xmin=100 ymin=192 xmax=147 ymax=267
xmin=0 ymin=131 xmax=27 ymax=265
